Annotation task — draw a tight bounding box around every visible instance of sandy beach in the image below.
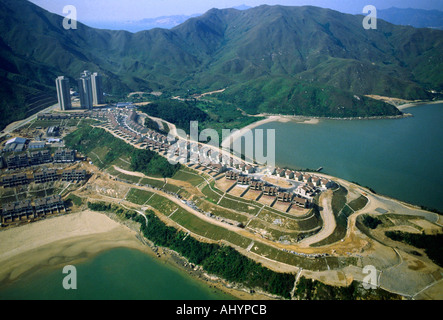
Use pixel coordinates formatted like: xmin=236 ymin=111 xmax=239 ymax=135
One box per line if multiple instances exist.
xmin=221 ymin=99 xmax=443 ymax=150
xmin=0 ymin=210 xmax=147 ymax=285
xmin=0 ymin=210 xmax=271 ymax=300
xmin=221 ymin=115 xmax=319 ymax=149
xmin=396 ymin=99 xmax=443 ymax=110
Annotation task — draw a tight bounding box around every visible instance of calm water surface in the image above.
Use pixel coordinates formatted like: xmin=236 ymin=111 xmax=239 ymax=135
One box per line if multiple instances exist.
xmin=0 ymin=248 xmax=234 ymax=300
xmin=253 ymin=103 xmax=443 ymax=211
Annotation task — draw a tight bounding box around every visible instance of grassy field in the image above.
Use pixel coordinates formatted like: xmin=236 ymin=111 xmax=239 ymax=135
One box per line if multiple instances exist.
xmin=194 ymin=198 xmax=250 ymax=224
xmin=169 ymin=207 xmax=251 ymax=249
xmin=172 ymin=169 xmax=206 ymax=186
xmin=125 ymin=188 xmax=154 ymax=205
xmin=348 ymin=195 xmax=369 ymax=212
xmin=247 ymin=218 xmax=301 ymax=242
xmin=162 ymin=183 xmax=182 ymax=194
xmin=219 ymin=194 xmax=261 ymax=215
xmin=200 ymin=182 xmax=223 ymax=203
xmin=146 ymin=193 xmax=180 ymax=216
xmin=140 ymin=177 xmax=166 ymax=188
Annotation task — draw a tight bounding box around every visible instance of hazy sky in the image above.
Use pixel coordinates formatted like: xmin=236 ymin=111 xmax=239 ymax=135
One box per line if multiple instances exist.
xmin=29 ymin=0 xmax=443 ymax=22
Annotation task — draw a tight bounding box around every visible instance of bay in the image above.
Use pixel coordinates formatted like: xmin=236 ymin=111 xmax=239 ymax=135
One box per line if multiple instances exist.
xmin=250 ymin=102 xmax=443 ymax=212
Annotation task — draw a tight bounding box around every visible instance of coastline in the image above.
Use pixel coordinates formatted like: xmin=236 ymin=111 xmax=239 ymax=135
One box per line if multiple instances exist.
xmin=222 ymin=99 xmax=443 ymax=149
xmin=221 ymin=115 xmax=308 ymax=149
xmin=396 ymin=99 xmax=443 ymax=111
xmin=0 ymin=210 xmax=271 ymax=300
xmin=0 ymin=210 xmax=147 ymax=285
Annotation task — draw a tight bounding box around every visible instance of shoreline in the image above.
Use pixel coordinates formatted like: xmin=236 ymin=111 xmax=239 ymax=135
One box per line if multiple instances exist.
xmin=222 ymin=99 xmax=442 ymax=152
xmin=0 ymin=210 xmax=271 ymax=300
xmin=396 ymin=99 xmax=443 ymax=110
xmin=0 ymin=210 xmax=147 ymax=286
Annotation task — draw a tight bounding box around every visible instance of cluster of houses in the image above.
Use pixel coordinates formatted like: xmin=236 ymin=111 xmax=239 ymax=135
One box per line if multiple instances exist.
xmin=225 ymin=170 xmax=312 ymax=208
xmin=1 ymin=195 xmax=66 ymax=224
xmin=1 ymin=148 xmax=76 ymax=170
xmin=1 ymin=169 xmax=87 ymax=188
xmin=37 ymin=111 xmax=108 ymax=121
xmin=35 ymin=109 xmax=257 ymax=179
xmin=97 ymin=109 xmax=256 ymax=174
xmin=101 ymin=110 xmax=173 ymax=152
xmin=268 ymin=167 xmax=332 ymax=188
xmin=95 ymin=109 xmax=336 ymax=210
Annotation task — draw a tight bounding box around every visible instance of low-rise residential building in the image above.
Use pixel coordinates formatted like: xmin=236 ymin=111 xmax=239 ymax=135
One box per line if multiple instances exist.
xmin=1 ymin=199 xmax=34 ymax=223
xmin=7 ymin=153 xmax=29 ymax=169
xmin=35 ymin=195 xmax=65 ymax=216
xmin=237 ymin=176 xmax=252 ymax=185
xmin=285 ymin=170 xmax=294 ymax=179
xmin=54 ymin=149 xmax=75 ymax=163
xmin=294 ymin=172 xmax=304 ymax=181
xmin=225 ymin=171 xmax=239 ymax=180
xmin=62 ymin=169 xmax=87 ymax=182
xmin=311 ymin=176 xmax=321 ymax=186
xmin=277 ymin=192 xmax=293 ymax=202
xmin=275 ymin=168 xmax=286 ymax=177
xmin=1 ymin=173 xmax=29 ymax=188
xmin=28 ymin=141 xmax=46 ymax=150
xmin=244 ymin=165 xmax=255 ymax=174
xmin=250 ymin=180 xmax=265 ymax=190
xmin=293 ymin=196 xmax=309 ymax=208
xmin=263 ymin=186 xmax=279 ymax=196
xmin=264 ymin=166 xmax=276 ymax=175
xmin=209 ymin=163 xmax=226 ymax=173
xmin=34 ymin=169 xmax=58 ymax=183
xmin=296 ymin=184 xmax=317 ymax=198
xmin=29 ymin=150 xmax=52 ymax=165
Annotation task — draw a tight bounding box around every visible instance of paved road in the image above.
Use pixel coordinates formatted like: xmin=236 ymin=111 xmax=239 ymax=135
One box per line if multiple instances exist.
xmin=297 ymin=190 xmax=336 ymax=247
xmin=1 ymin=103 xmax=59 ymax=138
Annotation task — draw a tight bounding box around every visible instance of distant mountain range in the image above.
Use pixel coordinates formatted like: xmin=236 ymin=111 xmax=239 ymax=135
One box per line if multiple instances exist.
xmin=1 ymin=0 xmax=443 ymax=130
xmin=86 ymin=6 xmax=443 ymax=32
xmin=85 ymin=5 xmax=252 ymax=32
xmin=378 ymin=7 xmax=443 ymax=30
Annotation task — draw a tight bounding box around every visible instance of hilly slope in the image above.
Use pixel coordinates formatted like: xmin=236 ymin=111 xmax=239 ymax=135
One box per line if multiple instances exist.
xmin=1 ymin=0 xmax=443 ymax=129
xmin=378 ymin=7 xmax=443 ymax=30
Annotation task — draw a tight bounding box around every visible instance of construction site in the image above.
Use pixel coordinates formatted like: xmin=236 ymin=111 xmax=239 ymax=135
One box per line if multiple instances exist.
xmin=0 ymin=107 xmax=442 ymax=300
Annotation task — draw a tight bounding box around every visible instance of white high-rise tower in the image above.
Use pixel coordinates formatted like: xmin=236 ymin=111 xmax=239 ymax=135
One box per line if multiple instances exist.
xmin=55 ymin=76 xmax=72 ymax=111
xmin=91 ymin=72 xmax=104 ymax=105
xmin=78 ymin=71 xmax=93 ymax=110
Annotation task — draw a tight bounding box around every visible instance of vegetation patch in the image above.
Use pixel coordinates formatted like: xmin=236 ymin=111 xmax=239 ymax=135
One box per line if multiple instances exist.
xmin=125 ymin=188 xmax=154 ymax=205
xmin=385 ymin=231 xmax=443 ymax=267
xmin=294 ymin=276 xmax=402 ymax=300
xmin=87 ymin=201 xmax=143 ymax=223
xmin=142 ymin=210 xmax=295 ymax=299
xmin=362 ymin=215 xmax=383 ymax=229
xmin=64 ymin=126 xmax=180 ymax=178
xmin=172 ymin=169 xmax=206 ymax=186
xmin=348 ymin=195 xmax=368 ymax=211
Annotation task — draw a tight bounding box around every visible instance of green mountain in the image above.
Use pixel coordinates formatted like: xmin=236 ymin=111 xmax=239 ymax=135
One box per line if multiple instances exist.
xmin=378 ymin=7 xmax=443 ymax=30
xmin=1 ymin=0 xmax=443 ymax=129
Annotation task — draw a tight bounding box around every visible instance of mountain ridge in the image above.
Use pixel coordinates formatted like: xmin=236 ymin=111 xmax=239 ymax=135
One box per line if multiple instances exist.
xmin=1 ymin=0 xmax=442 ymax=129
